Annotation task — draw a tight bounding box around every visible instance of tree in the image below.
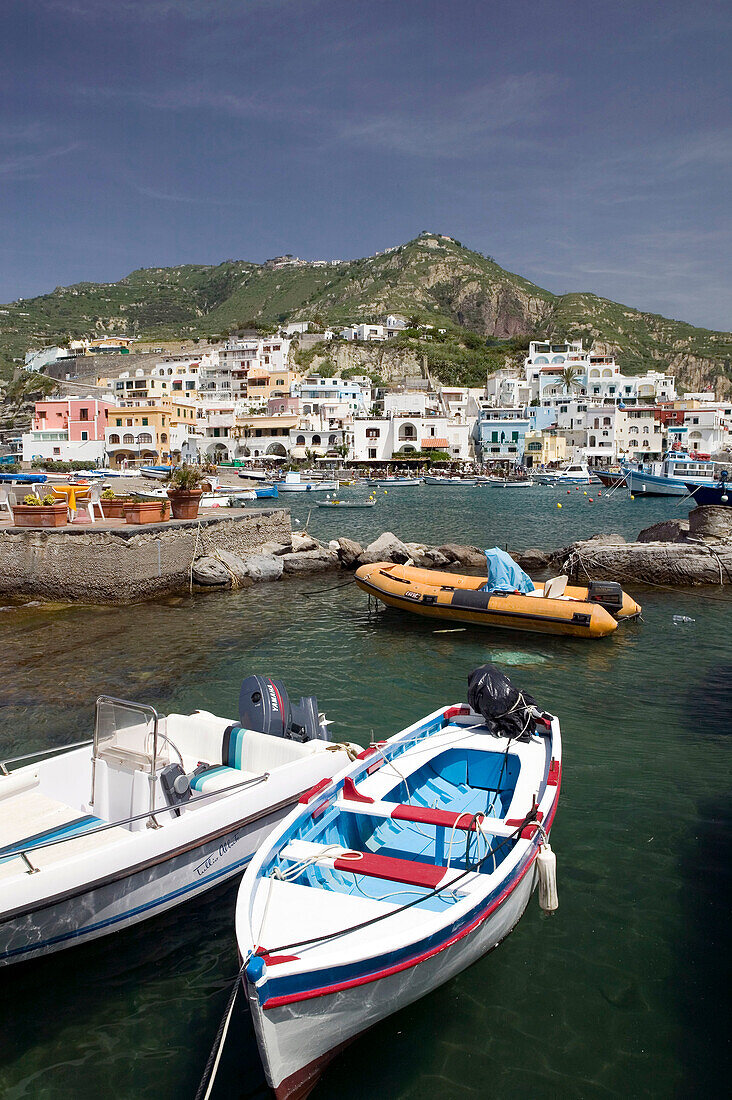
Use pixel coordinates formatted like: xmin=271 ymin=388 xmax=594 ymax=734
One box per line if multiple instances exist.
xmin=560 ymin=365 xmax=582 ymax=395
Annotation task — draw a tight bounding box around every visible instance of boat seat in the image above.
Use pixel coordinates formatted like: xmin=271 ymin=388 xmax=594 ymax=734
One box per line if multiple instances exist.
xmin=166 ymin=713 xmax=323 ymax=774
xmin=543 ymin=575 xmax=568 ymax=599
xmin=336 ymin=797 xmax=516 ymax=836
xmin=189 ymin=765 xmax=258 ymax=795
xmin=281 ymin=839 xmax=449 ymax=889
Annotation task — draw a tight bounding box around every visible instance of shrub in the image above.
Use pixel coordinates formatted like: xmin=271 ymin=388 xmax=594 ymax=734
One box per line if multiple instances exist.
xmin=165 ymin=464 xmax=204 ymax=491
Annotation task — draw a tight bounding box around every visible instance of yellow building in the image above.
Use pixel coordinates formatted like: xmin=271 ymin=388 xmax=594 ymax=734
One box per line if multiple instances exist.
xmin=524 ymin=429 xmax=567 ymax=466
xmin=242 ymin=368 xmax=300 ymax=407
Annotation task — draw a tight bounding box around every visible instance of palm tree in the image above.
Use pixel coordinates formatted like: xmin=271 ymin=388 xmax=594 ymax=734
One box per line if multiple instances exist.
xmin=560 ymin=365 xmax=582 ymax=395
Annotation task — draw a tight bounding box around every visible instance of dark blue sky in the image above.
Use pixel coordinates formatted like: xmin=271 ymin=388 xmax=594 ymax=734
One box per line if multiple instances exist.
xmin=1 ymin=0 xmax=729 ymax=328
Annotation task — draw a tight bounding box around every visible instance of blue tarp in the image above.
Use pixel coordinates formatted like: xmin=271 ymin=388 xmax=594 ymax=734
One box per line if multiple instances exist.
xmin=483 ymin=546 xmax=535 ymax=594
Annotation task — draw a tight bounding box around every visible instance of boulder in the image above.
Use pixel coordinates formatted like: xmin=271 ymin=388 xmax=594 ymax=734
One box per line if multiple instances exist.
xmin=283 ymin=548 xmax=339 ymax=574
xmin=360 ymin=531 xmax=412 ymax=564
xmin=425 ymin=549 xmax=450 ymax=568
xmin=514 ymin=548 xmax=550 ymax=571
xmin=244 ymin=553 xmax=284 ymax=582
xmin=637 ymin=519 xmax=689 ymax=544
xmin=688 ymin=505 xmax=732 ymax=541
xmin=260 ymin=539 xmax=292 ymax=556
xmin=337 ymin=537 xmax=363 ymax=568
xmin=215 ymin=548 xmax=251 ymax=582
xmin=436 ymin=543 xmax=486 ymax=568
xmin=291 ymin=532 xmax=319 ymax=553
xmin=192 ymin=556 xmax=230 ymax=587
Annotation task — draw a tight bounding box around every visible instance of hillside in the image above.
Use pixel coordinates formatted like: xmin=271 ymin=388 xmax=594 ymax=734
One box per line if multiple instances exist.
xmin=1 ymin=233 xmax=730 ymax=394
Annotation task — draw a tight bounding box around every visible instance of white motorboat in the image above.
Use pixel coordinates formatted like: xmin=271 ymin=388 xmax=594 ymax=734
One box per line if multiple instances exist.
xmin=533 ymin=462 xmax=595 ymax=485
xmin=275 ymin=473 xmax=339 ymax=493
xmin=424 ymin=476 xmax=478 ymax=486
xmin=370 ymin=477 xmax=422 ymax=487
xmin=235 ymin=665 xmax=561 ymax=1099
xmin=0 ymin=677 xmax=355 ymax=967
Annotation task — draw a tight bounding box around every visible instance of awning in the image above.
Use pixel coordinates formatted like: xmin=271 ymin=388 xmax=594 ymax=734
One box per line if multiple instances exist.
xmin=290 ymin=446 xmax=308 ymax=459
xmin=421 ymin=438 xmax=449 ymax=448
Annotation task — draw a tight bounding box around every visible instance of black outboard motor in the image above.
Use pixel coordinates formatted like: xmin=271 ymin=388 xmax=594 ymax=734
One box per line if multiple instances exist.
xmin=467 ymin=663 xmax=542 ymax=741
xmin=238 ymin=675 xmax=330 ymax=742
xmin=587 ymin=579 xmax=624 ymax=616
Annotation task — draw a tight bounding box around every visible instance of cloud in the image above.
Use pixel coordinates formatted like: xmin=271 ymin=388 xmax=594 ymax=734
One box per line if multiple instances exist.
xmin=339 ymin=75 xmax=561 ymax=158
xmin=0 ymin=124 xmax=81 ymax=180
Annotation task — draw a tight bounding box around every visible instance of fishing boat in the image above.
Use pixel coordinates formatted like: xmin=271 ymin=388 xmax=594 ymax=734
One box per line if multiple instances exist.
xmin=424 ymin=476 xmax=477 ymax=486
xmin=235 ymin=664 xmax=561 ymax=1100
xmin=355 ymin=549 xmax=641 ymax=639
xmin=135 ymin=484 xmax=255 ymax=508
xmin=370 ymin=477 xmax=422 ymax=488
xmin=275 ymin=473 xmax=339 ymax=493
xmin=594 ymin=467 xmax=628 ymax=489
xmin=0 ymin=677 xmax=355 ymax=967
xmin=533 ymin=462 xmax=594 ymax=485
xmin=252 ymin=484 xmax=279 ymax=500
xmin=621 ymin=449 xmax=717 ymax=497
xmin=683 ymin=475 xmax=731 ymax=506
xmin=140 ymin=464 xmax=175 ymax=481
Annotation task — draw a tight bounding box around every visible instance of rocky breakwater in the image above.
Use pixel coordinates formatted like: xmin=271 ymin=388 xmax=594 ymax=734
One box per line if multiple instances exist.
xmin=549 ymin=506 xmax=732 ymax=587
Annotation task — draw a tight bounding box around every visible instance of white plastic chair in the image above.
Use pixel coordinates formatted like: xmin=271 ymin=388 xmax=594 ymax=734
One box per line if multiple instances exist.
xmin=0 ymin=487 xmax=14 ymax=517
xmin=543 ymin=575 xmax=568 ymax=599
xmin=75 ymin=483 xmax=105 ymax=523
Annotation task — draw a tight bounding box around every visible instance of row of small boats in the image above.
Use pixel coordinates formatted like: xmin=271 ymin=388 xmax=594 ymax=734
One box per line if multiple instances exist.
xmin=0 ymin=666 xmax=561 ymax=1100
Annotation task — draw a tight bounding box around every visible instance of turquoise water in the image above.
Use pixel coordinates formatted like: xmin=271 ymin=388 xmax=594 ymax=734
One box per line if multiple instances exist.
xmin=280 ymin=481 xmax=695 ymax=549
xmin=0 ymin=493 xmax=729 ymax=1098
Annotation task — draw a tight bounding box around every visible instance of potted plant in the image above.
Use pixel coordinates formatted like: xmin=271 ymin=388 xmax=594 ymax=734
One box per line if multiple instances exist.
xmin=100 ymin=487 xmax=133 ymax=520
xmin=165 ymin=465 xmax=204 ymax=519
xmin=123 ymin=496 xmax=171 ymax=525
xmin=12 ymin=492 xmax=68 ymax=528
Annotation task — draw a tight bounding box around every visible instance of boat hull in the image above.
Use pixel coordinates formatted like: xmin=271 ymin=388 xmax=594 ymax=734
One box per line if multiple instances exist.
xmin=624 ymin=470 xmax=689 ymax=496
xmin=0 ymin=799 xmax=295 ymax=967
xmin=247 ymin=860 xmax=538 ymax=1098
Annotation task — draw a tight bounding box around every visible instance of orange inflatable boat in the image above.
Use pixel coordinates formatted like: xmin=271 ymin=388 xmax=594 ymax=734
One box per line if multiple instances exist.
xmin=355 ymin=562 xmax=642 ymax=639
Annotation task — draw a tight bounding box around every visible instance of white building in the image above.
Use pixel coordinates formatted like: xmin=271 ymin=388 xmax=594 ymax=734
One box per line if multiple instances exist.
xmin=341 ymin=324 xmax=388 ymax=342
xmin=351 ymin=416 xmax=472 ymax=462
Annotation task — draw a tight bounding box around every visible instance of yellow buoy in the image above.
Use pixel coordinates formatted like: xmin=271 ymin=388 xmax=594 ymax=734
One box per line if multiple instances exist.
xmin=557 ymin=503 xmax=562 ymax=509
xmin=630 ymin=494 xmax=635 ymax=500
xmin=583 ymin=491 xmax=587 ymax=496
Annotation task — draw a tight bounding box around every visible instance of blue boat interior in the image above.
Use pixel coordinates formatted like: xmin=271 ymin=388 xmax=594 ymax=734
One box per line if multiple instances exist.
xmin=276 ymin=747 xmax=520 ymax=910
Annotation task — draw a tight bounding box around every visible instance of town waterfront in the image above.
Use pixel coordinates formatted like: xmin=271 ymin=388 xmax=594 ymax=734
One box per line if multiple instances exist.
xmin=0 ymin=502 xmax=729 ymax=1097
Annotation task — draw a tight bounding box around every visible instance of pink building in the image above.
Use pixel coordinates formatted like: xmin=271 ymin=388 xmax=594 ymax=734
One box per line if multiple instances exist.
xmin=267 ymin=395 xmax=300 ymax=416
xmin=24 ymin=397 xmax=115 ymax=464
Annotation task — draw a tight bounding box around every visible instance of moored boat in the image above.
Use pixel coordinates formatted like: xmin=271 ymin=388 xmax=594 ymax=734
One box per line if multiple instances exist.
xmin=533 ymin=462 xmax=594 ymax=485
xmin=355 ymin=550 xmax=640 ymax=638
xmin=424 ymin=475 xmax=477 ymax=486
xmin=275 ymin=473 xmax=339 ymax=493
xmin=370 ymin=477 xmax=422 ymax=487
xmin=316 ymin=498 xmax=377 ymax=509
xmin=683 ymin=476 xmax=731 ymax=506
xmin=235 ymin=665 xmax=562 ymax=1099
xmin=0 ymin=677 xmax=355 ymax=967
xmin=621 ymin=449 xmax=717 ymax=496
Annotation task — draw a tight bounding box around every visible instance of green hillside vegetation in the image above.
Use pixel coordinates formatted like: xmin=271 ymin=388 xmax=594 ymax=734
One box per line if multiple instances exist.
xmin=1 ymin=233 xmax=730 ymax=390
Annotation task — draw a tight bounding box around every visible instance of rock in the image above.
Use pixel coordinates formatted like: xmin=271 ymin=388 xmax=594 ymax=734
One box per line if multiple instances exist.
xmin=425 ymin=549 xmax=450 ymax=568
xmin=260 ymin=539 xmax=291 ymax=556
xmin=337 ymin=537 xmax=363 ymax=568
xmin=192 ymin=556 xmax=230 ymax=587
xmin=360 ymin=531 xmax=412 ymax=564
xmin=291 ymin=532 xmax=319 ymax=553
xmin=436 ymin=543 xmax=486 ymax=568
xmin=514 ymin=548 xmax=550 ymax=571
xmin=244 ymin=553 xmax=284 ymax=582
xmin=328 ymin=539 xmax=340 ymax=551
xmin=637 ymin=519 xmax=689 ymax=544
xmin=688 ymin=505 xmax=732 ymax=541
xmin=282 ymin=548 xmax=339 ymax=574
xmin=559 ymin=537 xmax=732 ymax=586
xmin=215 ymin=548 xmax=251 ymax=582
xmin=583 ymin=533 xmax=627 ymax=545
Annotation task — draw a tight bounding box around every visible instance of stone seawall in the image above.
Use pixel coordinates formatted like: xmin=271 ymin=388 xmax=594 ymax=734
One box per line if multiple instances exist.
xmin=0 ymin=509 xmax=291 ymax=603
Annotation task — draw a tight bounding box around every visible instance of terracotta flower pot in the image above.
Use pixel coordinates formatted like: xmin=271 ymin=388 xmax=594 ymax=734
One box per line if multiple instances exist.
xmin=166 ymin=489 xmax=203 ymax=520
xmin=12 ymin=503 xmax=68 ymax=528
xmin=123 ymin=500 xmax=171 ymax=525
xmin=100 ymin=497 xmax=132 ymax=519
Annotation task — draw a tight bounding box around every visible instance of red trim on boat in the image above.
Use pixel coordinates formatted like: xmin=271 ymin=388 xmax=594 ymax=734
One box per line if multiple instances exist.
xmin=547 ymin=759 xmax=561 ymax=786
xmin=443 ymin=705 xmax=471 ymax=721
xmin=260 ymin=953 xmax=299 ymax=965
xmin=263 ymin=796 xmax=559 ymax=1010
xmin=341 ymin=777 xmax=374 ymax=803
xmin=333 ymin=851 xmax=446 ymax=889
xmin=391 ymin=804 xmax=481 ymax=831
xmin=356 ymin=746 xmax=378 ymax=760
xmin=298 ymin=778 xmax=330 ymax=804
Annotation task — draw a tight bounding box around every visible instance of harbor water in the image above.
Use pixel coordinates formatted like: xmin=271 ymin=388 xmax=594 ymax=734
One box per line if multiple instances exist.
xmin=0 ymin=489 xmax=729 ymax=1098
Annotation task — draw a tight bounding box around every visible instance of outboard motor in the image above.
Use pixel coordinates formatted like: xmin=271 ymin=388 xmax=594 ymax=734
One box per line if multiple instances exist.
xmin=467 ymin=663 xmax=545 ymax=741
xmin=238 ymin=675 xmax=330 ymax=742
xmin=586 ymin=579 xmax=624 ymax=616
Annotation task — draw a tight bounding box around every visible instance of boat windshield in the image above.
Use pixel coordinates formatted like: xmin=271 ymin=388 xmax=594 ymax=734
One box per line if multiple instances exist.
xmin=93 ymin=696 xmax=165 ymax=783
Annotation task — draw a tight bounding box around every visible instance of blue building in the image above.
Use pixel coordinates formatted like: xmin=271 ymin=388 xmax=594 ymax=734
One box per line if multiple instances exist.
xmin=472 ymin=406 xmax=530 ymax=464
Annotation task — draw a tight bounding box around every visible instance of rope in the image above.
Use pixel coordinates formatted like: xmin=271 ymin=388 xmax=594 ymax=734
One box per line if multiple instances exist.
xmin=194 ymin=957 xmax=248 ymax=1100
xmin=562 ymin=547 xmax=732 ymax=603
xmin=189 ymin=519 xmax=203 ymax=594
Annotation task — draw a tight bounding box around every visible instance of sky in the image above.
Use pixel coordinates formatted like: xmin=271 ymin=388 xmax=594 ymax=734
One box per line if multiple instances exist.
xmin=1 ymin=0 xmax=730 ymax=329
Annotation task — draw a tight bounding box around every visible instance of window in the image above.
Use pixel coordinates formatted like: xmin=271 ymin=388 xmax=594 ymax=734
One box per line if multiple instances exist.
xmin=80 ymin=430 xmax=88 ymax=441
xmin=116 ymin=418 xmax=122 ymax=427
xmin=368 ymin=448 xmax=377 ymax=459
xmin=142 ymin=418 xmax=148 ymax=426
xmin=108 ymin=434 xmax=120 ymax=444
xmin=123 ymin=433 xmax=134 ymax=444
xmin=366 ymin=428 xmax=380 ymax=439
xmin=296 ymin=435 xmax=306 ymax=445
xmin=79 ymin=408 xmax=89 ymax=421
xmin=53 ymin=447 xmax=60 ymax=455
xmin=161 ymin=433 xmax=167 ymax=443
xmin=138 ymin=432 xmax=153 ymax=443
xmin=126 ymin=419 xmax=132 ymax=427
xmin=312 ymin=435 xmax=321 ymax=445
